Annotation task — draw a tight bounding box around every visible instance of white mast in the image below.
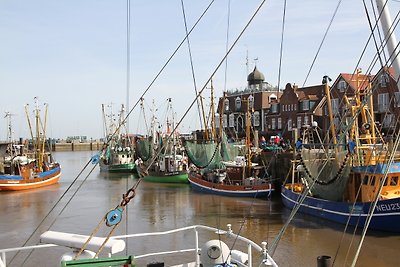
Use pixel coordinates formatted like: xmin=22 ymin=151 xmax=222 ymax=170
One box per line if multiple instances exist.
xmin=375 ymin=0 xmax=400 ymax=88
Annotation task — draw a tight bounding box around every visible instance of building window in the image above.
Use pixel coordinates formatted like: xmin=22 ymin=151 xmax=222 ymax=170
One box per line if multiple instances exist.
xmin=253 ymin=111 xmax=260 ymax=126
xmin=223 ymin=114 xmax=228 ymax=127
xmin=379 ymin=73 xmax=389 ymax=87
xmin=277 ymin=118 xmax=282 ymax=129
xmin=272 ymin=118 xmax=276 ymax=129
xmin=287 ymin=119 xmax=292 ymax=131
xmin=331 ymin=98 xmax=339 ymax=114
xmin=224 ymin=99 xmax=229 ymax=111
xmin=297 ymin=116 xmax=302 ymax=129
xmin=229 ymin=114 xmax=235 ymax=127
xmin=235 ymin=116 xmax=244 ymax=133
xmin=301 ymin=100 xmax=309 ymax=111
xmin=271 ymin=103 xmax=279 ymax=113
xmin=378 ymin=93 xmax=389 ymax=112
xmin=248 ymin=95 xmax=254 ymax=110
xmin=304 ymin=116 xmax=309 ymax=126
xmin=235 ymin=97 xmax=241 ymax=111
xmin=383 ymin=114 xmax=394 ymax=128
xmin=338 ymin=80 xmax=347 ymax=92
xmin=215 ymin=114 xmax=220 ymax=128
xmin=395 ymin=92 xmax=400 ymax=107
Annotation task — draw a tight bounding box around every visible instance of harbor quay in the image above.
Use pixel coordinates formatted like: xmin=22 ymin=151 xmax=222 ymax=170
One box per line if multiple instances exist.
xmin=51 ymin=142 xmax=103 ymax=152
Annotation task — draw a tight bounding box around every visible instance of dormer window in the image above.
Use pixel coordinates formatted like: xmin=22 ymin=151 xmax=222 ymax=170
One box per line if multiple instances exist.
xmin=269 ymin=94 xmax=277 ymax=103
xmin=379 ymin=73 xmax=389 ymax=87
xmin=235 ymin=97 xmax=241 ymax=110
xmin=224 ymin=99 xmax=229 ymax=111
xmin=338 ymin=80 xmax=347 ymax=92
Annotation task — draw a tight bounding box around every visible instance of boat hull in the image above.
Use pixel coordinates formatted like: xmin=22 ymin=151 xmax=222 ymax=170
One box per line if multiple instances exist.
xmin=143 ymin=171 xmax=188 ymax=183
xmin=0 ymin=166 xmax=61 ymax=191
xmin=281 ymin=186 xmax=400 ymax=232
xmin=99 ymin=162 xmax=136 ymax=173
xmin=188 ymin=172 xmax=274 ymax=198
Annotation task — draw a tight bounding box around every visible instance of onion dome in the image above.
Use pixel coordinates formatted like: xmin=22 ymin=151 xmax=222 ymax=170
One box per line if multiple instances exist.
xmin=247 ymin=66 xmax=265 ymax=85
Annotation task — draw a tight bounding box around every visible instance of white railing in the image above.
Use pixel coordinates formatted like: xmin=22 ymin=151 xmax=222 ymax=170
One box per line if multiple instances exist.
xmin=0 ymin=224 xmax=278 ymax=267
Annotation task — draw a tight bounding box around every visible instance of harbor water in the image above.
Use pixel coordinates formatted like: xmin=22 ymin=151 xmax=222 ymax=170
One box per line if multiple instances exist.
xmin=1 ymin=151 xmax=399 ymax=266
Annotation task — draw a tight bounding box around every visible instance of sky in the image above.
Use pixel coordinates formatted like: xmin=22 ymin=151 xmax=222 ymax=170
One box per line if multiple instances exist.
xmin=1 ymin=0 xmax=400 ymax=140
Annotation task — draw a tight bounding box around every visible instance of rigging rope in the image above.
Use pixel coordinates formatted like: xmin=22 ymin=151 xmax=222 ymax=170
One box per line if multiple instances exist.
xmin=302 ymin=0 xmax=343 ymax=87
xmin=180 ymin=0 xmax=204 ymax=131
xmin=276 ymin=0 xmax=287 ymax=95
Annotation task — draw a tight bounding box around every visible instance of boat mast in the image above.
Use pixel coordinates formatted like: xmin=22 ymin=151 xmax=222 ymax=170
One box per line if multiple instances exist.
xmin=40 ymin=103 xmax=48 ymax=170
xmin=375 ymin=0 xmax=400 ymax=88
xmin=323 ymin=82 xmax=338 ymax=149
xmin=245 ymin=98 xmax=252 ymax=177
xmin=4 ymin=112 xmax=16 ymax=156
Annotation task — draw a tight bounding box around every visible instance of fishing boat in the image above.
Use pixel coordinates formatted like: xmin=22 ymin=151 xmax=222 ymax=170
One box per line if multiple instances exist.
xmin=0 ymin=99 xmax=61 ymax=191
xmin=136 ymin=98 xmax=189 ymax=183
xmin=187 ymin=97 xmax=274 ymax=198
xmin=281 ymin=0 xmax=400 ymax=233
xmin=99 ymin=104 xmax=136 ymax=173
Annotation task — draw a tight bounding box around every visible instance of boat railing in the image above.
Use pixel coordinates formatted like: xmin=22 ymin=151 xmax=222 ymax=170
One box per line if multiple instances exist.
xmin=0 ymin=224 xmax=278 ymax=267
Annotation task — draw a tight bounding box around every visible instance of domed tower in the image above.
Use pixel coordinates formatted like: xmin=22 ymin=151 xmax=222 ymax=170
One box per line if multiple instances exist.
xmin=247 ymin=66 xmax=265 ymax=86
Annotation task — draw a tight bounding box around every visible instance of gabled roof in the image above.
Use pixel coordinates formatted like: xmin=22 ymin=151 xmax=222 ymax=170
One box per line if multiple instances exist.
xmin=295 ymin=85 xmax=324 ymax=100
xmin=333 ymin=72 xmax=372 ymax=91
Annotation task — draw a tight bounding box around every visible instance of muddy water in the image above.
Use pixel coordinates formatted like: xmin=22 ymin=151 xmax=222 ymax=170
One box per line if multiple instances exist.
xmin=0 ymin=151 xmax=399 ymax=267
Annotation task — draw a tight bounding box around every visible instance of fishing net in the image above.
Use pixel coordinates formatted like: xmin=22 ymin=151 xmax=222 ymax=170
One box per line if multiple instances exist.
xmin=300 ymin=147 xmax=351 ymax=201
xmin=184 ymin=141 xmax=224 ymax=169
xmin=136 ymin=137 xmax=153 ymax=161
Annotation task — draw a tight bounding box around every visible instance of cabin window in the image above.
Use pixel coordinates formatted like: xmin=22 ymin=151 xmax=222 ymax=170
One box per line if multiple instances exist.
xmin=363 ymin=175 xmax=369 ymax=185
xmin=370 ymin=176 xmax=376 ymax=186
xmin=391 ymin=176 xmax=399 ymax=186
xmin=383 ymin=177 xmax=388 ymax=186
